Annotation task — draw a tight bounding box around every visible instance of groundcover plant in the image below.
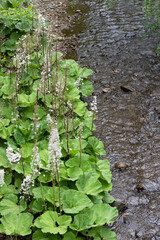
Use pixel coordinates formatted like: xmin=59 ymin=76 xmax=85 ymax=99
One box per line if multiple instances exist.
xmin=0 ymin=0 xmax=118 ymax=239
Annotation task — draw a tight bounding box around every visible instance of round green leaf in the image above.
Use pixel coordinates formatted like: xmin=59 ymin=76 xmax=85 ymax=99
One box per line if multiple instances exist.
xmin=34 ymin=211 xmax=71 ymax=235
xmin=62 ymin=189 xmax=93 ymax=214
xmin=76 ymin=172 xmax=103 ymax=196
xmin=0 ymin=194 xmax=26 ymax=215
xmin=97 ymin=159 xmax=112 ymax=183
xmin=67 ymin=167 xmax=83 ymax=180
xmin=0 ymin=147 xmax=10 ymax=168
xmin=0 ymin=212 xmax=33 ymax=236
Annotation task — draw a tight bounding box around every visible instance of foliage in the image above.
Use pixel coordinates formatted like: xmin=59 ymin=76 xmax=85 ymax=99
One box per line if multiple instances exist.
xmin=0 ymin=0 xmax=118 ymax=239
xmin=143 ymin=0 xmax=160 ymax=53
xmin=0 ymin=0 xmax=36 ymax=70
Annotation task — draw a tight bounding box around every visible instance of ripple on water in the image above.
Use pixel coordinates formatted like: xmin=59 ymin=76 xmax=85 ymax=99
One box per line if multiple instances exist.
xmin=65 ymin=0 xmax=160 ymax=238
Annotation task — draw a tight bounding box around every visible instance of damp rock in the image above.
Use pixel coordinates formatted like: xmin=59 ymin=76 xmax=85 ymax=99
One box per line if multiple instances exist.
xmin=48 ymin=4 xmax=55 ymax=9
xmin=143 ymin=180 xmax=159 ymax=191
xmin=102 ymin=88 xmax=111 ymax=93
xmin=120 ymin=86 xmax=135 ymax=93
xmin=141 ymin=50 xmax=156 ymax=57
xmin=128 ymin=196 xmax=139 ymax=206
xmin=111 ymin=200 xmax=128 ymax=213
xmin=136 ymin=184 xmax=145 ymax=192
xmin=115 ymin=162 xmax=128 ymax=170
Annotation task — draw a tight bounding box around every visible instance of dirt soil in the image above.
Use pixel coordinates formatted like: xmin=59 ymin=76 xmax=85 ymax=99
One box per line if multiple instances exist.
xmin=35 ymin=0 xmax=77 ymax=55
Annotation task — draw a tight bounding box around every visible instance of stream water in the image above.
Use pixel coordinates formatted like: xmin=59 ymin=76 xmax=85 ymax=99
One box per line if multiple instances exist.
xmin=64 ymin=0 xmax=160 ymax=239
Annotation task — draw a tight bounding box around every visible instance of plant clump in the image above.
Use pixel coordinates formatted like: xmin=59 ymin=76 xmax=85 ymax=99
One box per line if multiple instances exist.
xmin=0 ymin=0 xmax=118 ymax=239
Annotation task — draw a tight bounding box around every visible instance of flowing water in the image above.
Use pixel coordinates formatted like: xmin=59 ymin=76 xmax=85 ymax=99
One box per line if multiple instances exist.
xmin=64 ymin=0 xmax=160 ymax=239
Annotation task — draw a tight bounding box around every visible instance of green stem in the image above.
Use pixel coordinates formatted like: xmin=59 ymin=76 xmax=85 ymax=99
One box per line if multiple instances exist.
xmin=52 ymin=177 xmax=56 ymax=211
xmin=56 ymin=164 xmax=62 ymax=215
xmin=79 ymin=136 xmax=82 ymax=168
xmin=39 ymin=180 xmax=47 ymax=210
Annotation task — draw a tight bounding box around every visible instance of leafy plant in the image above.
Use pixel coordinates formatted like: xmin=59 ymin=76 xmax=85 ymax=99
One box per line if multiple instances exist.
xmin=143 ymin=0 xmax=160 ymax=53
xmin=0 ymin=0 xmax=118 ymax=239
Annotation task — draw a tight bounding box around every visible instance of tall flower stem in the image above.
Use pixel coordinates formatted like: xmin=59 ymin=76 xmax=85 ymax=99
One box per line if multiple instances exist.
xmin=52 ymin=177 xmax=56 ymax=211
xmin=56 ymin=164 xmax=62 ymax=215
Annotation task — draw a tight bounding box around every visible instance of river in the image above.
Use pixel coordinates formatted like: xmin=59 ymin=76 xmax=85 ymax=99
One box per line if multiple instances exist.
xmin=63 ymin=0 xmax=160 ymax=239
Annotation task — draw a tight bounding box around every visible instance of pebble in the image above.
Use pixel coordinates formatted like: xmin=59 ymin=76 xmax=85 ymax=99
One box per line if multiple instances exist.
xmin=120 ymin=85 xmax=135 ymax=93
xmin=136 ymin=183 xmax=145 ymax=192
xmin=115 ymin=162 xmax=128 ymax=170
xmin=102 ymin=88 xmax=111 ymax=93
xmin=48 ymin=4 xmax=55 ymax=9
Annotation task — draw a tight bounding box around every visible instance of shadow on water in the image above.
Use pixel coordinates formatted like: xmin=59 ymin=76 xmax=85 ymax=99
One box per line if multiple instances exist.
xmin=64 ymin=0 xmax=160 ymax=239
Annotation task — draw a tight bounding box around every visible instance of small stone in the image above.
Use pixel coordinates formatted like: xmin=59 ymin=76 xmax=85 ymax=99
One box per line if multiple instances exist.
xmin=76 ymin=9 xmax=81 ymax=13
xmin=48 ymin=4 xmax=54 ymax=9
xmin=136 ymin=184 xmax=145 ymax=192
xmin=102 ymin=88 xmax=111 ymax=93
xmin=115 ymin=162 xmax=128 ymax=170
xmin=120 ymin=86 xmax=135 ymax=93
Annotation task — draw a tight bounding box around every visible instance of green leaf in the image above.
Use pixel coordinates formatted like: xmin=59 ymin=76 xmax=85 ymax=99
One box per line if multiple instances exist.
xmin=0 ymin=184 xmax=14 ymax=198
xmin=34 ymin=211 xmax=72 ymax=235
xmin=0 ymin=212 xmax=33 ymax=236
xmin=76 ymin=172 xmax=103 ymax=196
xmin=67 ymin=167 xmax=83 ymax=180
xmin=100 ymin=179 xmax=112 ymax=191
xmin=88 ymin=136 xmax=106 ymax=155
xmin=62 ymin=189 xmax=93 ymax=214
xmin=65 ymin=153 xmax=91 ymax=172
xmin=39 ymin=150 xmax=49 ymax=164
xmin=11 ymin=157 xmax=32 ymax=175
xmin=32 ymin=230 xmax=49 ymax=240
xmin=32 ymin=230 xmax=60 ymax=240
xmin=83 ymin=226 xmax=117 ymax=240
xmin=32 ymin=186 xmax=51 ymax=200
xmin=91 ymin=204 xmax=118 ymax=225
xmin=97 ymin=159 xmax=112 ymax=183
xmin=0 ymin=194 xmax=26 ymax=215
xmin=14 ymin=129 xmax=25 ymax=146
xmin=73 ymin=100 xmax=87 ymax=116
xmin=18 ymin=92 xmax=36 ymax=107
xmin=22 ymin=143 xmax=34 ymax=158
xmin=8 ymin=0 xmax=24 ymax=7
xmin=103 ymin=192 xmax=115 ymax=204
xmin=0 ymin=147 xmax=10 ymax=168
xmin=62 ymin=138 xmax=87 ymax=156
xmin=70 ymin=212 xmax=93 ymax=231
xmin=80 ymin=67 xmax=93 ymax=78
xmin=79 ymin=79 xmax=93 ymax=97
xmin=32 ymin=186 xmax=63 ymax=206
xmin=63 ymin=232 xmax=76 ymax=240
xmin=30 ymin=199 xmax=44 ymax=213
xmin=71 ymin=204 xmax=118 ymax=231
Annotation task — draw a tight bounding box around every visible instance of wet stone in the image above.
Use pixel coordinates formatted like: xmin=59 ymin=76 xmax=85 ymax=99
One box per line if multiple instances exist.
xmin=115 ymin=162 xmax=128 ymax=170
xmin=111 ymin=200 xmax=128 ymax=213
xmin=143 ymin=180 xmax=159 ymax=191
xmin=48 ymin=4 xmax=55 ymax=8
xmin=136 ymin=183 xmax=145 ymax=192
xmin=127 ymin=196 xmax=139 ymax=206
xmin=120 ymin=86 xmax=135 ymax=93
xmin=102 ymin=88 xmax=111 ymax=93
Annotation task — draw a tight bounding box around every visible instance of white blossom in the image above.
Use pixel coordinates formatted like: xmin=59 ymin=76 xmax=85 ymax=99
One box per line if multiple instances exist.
xmin=31 ymin=145 xmax=42 ymax=176
xmin=77 ymin=122 xmax=83 ymax=136
xmin=0 ymin=170 xmax=4 ymax=187
xmin=6 ymin=147 xmax=21 ymax=164
xmin=21 ymin=175 xmax=33 ymax=195
xmin=46 ymin=114 xmax=53 ymax=125
xmin=75 ymin=77 xmax=83 ymax=89
xmin=90 ymin=96 xmax=98 ymax=113
xmin=67 ymin=101 xmax=72 ymax=109
xmin=48 ymin=121 xmax=62 ymax=171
